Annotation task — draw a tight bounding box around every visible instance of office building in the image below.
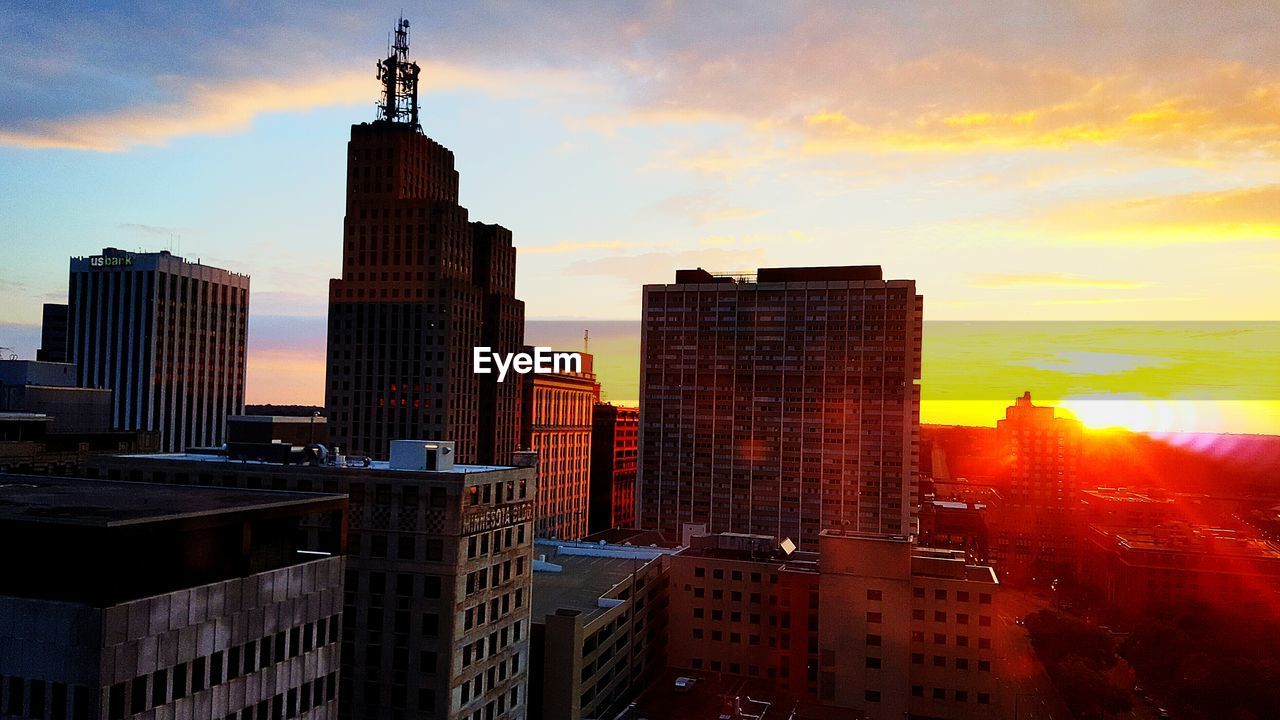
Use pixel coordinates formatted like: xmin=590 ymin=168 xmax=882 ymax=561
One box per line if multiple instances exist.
xmin=666 ymin=531 xmax=1000 ymax=720
xmin=987 ymin=393 xmax=1083 ymax=585
xmin=528 ymin=540 xmax=672 ymax=720
xmin=324 ymin=18 xmax=524 ymax=464
xmin=37 ymin=303 xmax=68 ymax=363
xmin=65 ymin=247 xmax=249 ymax=452
xmin=589 ymin=403 xmax=639 ymax=534
xmin=88 ymin=437 xmax=537 ymax=720
xmin=0 ymin=475 xmax=346 ymax=720
xmin=639 ymin=266 xmax=923 ymax=548
xmin=521 ymin=351 xmax=598 ymax=540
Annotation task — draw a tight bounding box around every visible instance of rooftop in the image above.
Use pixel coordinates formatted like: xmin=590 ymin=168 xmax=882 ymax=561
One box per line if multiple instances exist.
xmin=0 ymin=474 xmax=345 ymax=527
xmin=532 ymin=546 xmax=664 ymax=623
xmin=117 ymin=452 xmax=515 ymax=474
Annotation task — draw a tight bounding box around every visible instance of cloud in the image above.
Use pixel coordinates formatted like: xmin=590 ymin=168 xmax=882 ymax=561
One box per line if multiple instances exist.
xmin=118 ymin=222 xmax=186 ymax=238
xmin=649 ymin=192 xmax=769 ymax=225
xmin=1034 ymin=184 xmax=1280 ymax=244
xmin=521 ymin=240 xmax=657 ymax=255
xmin=0 ymin=61 xmax=589 ymax=152
xmin=568 ymin=247 xmax=770 ymax=286
xmin=968 ymin=272 xmax=1151 ymax=289
xmin=1012 ymin=350 xmax=1175 ymax=376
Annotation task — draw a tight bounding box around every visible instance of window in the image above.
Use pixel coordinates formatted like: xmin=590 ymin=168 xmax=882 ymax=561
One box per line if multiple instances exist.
xmin=979 ymin=615 xmax=992 ymax=627
xmin=866 ymin=611 xmax=882 ymax=623
xmin=979 ymin=637 xmax=992 ymax=649
xmin=911 ymin=685 xmax=924 ymax=697
xmin=865 ymin=657 xmax=881 ymax=669
xmin=913 ymin=587 xmax=925 ymax=599
xmin=978 ymin=692 xmax=991 ymax=704
xmin=866 ymin=634 xmax=881 ymax=646
xmin=979 ymin=593 xmax=992 ymax=604
xmin=934 ymin=589 xmax=946 ymax=601
xmin=864 ymin=690 xmax=880 ymax=703
xmin=866 ymin=589 xmax=882 ymax=601
xmin=911 ymin=652 xmax=924 ymax=664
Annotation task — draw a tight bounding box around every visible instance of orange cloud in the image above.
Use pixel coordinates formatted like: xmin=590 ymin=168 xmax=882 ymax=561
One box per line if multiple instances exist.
xmin=1035 ymin=183 xmax=1280 ymax=244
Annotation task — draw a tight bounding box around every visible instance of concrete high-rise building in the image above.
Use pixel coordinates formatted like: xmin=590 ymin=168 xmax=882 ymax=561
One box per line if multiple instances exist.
xmin=638 ymin=266 xmax=923 ymax=548
xmin=0 ymin=474 xmax=347 ymax=720
xmin=521 ymin=351 xmax=598 ymax=540
xmin=325 ymin=18 xmax=524 ymax=464
xmin=589 ymin=403 xmax=639 ymax=534
xmin=65 ymin=247 xmax=249 ymax=452
xmin=88 ymin=437 xmax=537 ymax=720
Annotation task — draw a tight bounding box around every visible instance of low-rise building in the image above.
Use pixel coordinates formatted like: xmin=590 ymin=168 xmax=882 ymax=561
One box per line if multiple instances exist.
xmin=0 ymin=474 xmax=347 ymax=720
xmin=528 ymin=540 xmax=672 ymax=720
xmin=667 ymin=531 xmax=1001 ymax=720
xmin=87 ymin=439 xmax=537 ymax=720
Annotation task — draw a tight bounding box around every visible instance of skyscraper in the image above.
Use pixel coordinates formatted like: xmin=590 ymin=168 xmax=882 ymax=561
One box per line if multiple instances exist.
xmin=66 ymin=247 xmax=249 ymax=452
xmin=325 ymin=17 xmax=524 ymax=463
xmin=638 ymin=266 xmax=923 ymax=548
xmin=521 ymin=350 xmax=598 ymax=540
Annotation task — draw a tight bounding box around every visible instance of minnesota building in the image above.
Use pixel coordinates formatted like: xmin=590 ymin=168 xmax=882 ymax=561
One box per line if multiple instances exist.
xmin=639 ymin=266 xmax=923 ymax=547
xmin=0 ymin=475 xmax=346 ymax=720
xmin=325 ymin=18 xmax=524 ymax=464
xmin=520 ymin=350 xmax=598 ymax=540
xmin=88 ymin=437 xmax=536 ymax=720
xmin=63 ymin=248 xmax=249 ymax=452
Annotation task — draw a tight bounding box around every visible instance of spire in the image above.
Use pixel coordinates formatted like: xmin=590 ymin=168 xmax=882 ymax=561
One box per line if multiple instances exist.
xmin=375 ymin=15 xmax=421 ymax=128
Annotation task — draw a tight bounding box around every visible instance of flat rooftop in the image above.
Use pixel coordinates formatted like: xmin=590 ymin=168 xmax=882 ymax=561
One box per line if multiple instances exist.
xmin=533 ymin=553 xmax=650 ymax=623
xmin=117 ymin=452 xmax=515 ymax=474
xmin=0 ymin=474 xmax=345 ymax=527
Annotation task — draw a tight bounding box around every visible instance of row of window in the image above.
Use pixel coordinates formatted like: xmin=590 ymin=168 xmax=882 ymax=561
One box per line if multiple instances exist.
xmin=106 ymin=616 xmax=341 ymax=720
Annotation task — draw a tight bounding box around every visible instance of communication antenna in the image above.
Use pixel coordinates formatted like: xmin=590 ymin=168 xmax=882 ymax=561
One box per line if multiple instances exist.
xmin=583 ymin=329 xmax=590 ymax=354
xmin=375 ymin=15 xmax=421 ymax=129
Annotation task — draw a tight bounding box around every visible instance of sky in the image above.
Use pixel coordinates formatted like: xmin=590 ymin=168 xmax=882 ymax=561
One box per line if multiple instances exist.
xmin=1 ymin=1 xmax=1278 ymax=433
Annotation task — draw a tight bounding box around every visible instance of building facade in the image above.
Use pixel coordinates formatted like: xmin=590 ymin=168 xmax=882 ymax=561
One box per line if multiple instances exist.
xmin=521 ymin=352 xmax=598 ymax=540
xmin=65 ymin=248 xmax=249 ymax=452
xmin=639 ymin=266 xmax=924 ymax=548
xmin=987 ymin=393 xmax=1083 ymax=585
xmin=665 ymin=531 xmax=1000 ymax=720
xmin=528 ymin=540 xmax=671 ymax=720
xmin=589 ymin=403 xmax=639 ymax=534
xmin=37 ymin=303 xmax=68 ymax=363
xmin=0 ymin=360 xmax=113 ymax=433
xmin=88 ymin=442 xmax=536 ymax=720
xmin=0 ymin=475 xmax=346 ymax=720
xmin=324 ymin=20 xmax=524 ymax=464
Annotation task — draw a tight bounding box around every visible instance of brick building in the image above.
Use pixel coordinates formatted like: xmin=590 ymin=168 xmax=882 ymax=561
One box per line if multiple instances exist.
xmin=521 ymin=351 xmax=598 ymax=540
xmin=589 ymin=403 xmax=639 ymax=534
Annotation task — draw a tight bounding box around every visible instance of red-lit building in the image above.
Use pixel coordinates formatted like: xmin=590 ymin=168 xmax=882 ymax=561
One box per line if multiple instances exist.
xmin=987 ymin=393 xmax=1082 ymax=585
xmin=522 ymin=351 xmax=599 ymax=540
xmin=1081 ymin=522 xmax=1280 ymax=616
xmin=639 ymin=266 xmax=923 ymax=548
xmin=666 ymin=531 xmax=1001 ymax=719
xmin=325 ymin=22 xmax=523 ymax=464
xmin=589 ymin=403 xmax=639 ymax=533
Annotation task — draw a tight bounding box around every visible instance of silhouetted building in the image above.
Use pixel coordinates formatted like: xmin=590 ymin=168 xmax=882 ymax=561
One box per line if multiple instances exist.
xmin=666 ymin=531 xmax=1001 ymax=720
xmin=0 ymin=360 xmax=112 ymax=433
xmin=88 ymin=437 xmax=536 ymax=720
xmin=0 ymin=474 xmax=346 ymax=720
xmin=521 ymin=351 xmax=598 ymax=540
xmin=64 ymin=247 xmax=249 ymax=452
xmin=36 ymin=303 xmax=68 ymax=363
xmin=226 ymin=415 xmax=329 ymax=462
xmin=325 ymin=18 xmax=523 ymax=464
xmin=528 ymin=540 xmax=671 ymax=720
xmin=638 ymin=266 xmax=923 ymax=548
xmin=590 ymin=403 xmax=639 ymax=534
xmin=987 ymin=393 xmax=1083 ymax=585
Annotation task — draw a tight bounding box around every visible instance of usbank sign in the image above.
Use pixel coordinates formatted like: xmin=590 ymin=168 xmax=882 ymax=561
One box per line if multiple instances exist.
xmin=89 ymin=255 xmax=134 ymax=268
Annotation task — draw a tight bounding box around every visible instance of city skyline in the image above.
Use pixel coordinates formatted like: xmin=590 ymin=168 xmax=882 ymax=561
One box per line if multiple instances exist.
xmin=2 ymin=3 xmax=1279 ymax=436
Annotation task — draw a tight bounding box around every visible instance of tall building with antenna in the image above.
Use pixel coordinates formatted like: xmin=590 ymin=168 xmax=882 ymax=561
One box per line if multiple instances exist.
xmin=325 ymin=17 xmax=525 ymax=466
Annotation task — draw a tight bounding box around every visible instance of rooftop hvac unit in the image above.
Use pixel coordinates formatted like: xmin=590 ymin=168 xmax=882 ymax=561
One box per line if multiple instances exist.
xmin=389 ymin=440 xmax=455 ymax=471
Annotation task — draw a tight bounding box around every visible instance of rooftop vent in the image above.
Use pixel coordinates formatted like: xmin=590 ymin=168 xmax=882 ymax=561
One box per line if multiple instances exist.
xmin=389 ymin=440 xmax=455 ymax=471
